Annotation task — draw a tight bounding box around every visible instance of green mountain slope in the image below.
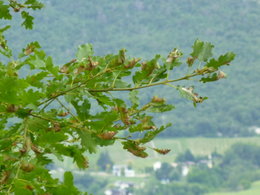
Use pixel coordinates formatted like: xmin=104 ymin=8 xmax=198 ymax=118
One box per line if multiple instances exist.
xmin=5 ymin=0 xmax=260 ymax=136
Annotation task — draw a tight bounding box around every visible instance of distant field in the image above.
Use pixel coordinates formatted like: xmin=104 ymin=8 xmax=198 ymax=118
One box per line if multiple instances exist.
xmin=208 ymin=181 xmax=260 ymax=195
xmin=101 ymin=137 xmax=260 ymax=170
xmin=54 ymin=137 xmax=260 ymax=171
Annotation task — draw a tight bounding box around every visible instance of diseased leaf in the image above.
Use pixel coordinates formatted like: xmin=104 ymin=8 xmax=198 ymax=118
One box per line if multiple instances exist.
xmin=133 ymin=55 xmax=160 ymax=84
xmin=139 ymin=123 xmax=171 ymax=144
xmin=20 ymin=41 xmax=41 ymax=57
xmin=153 ymin=148 xmax=171 ymax=155
xmin=176 ymin=86 xmax=207 ymax=106
xmin=165 ymin=48 xmax=183 ymax=69
xmin=122 ymin=141 xmax=148 ymax=158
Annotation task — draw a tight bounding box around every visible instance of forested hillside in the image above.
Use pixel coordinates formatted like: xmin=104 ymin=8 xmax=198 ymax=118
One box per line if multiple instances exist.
xmin=5 ymin=0 xmax=260 ymax=137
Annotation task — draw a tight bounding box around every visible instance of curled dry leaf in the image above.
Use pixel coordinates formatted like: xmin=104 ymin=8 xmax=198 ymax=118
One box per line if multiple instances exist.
xmin=6 ymin=104 xmax=19 ymax=113
xmin=0 ymin=171 xmax=10 ymax=185
xmin=124 ymin=58 xmax=141 ymax=69
xmin=59 ymin=65 xmax=69 ymax=74
xmin=26 ymin=185 xmax=34 ymax=191
xmin=98 ymin=131 xmax=117 ymax=140
xmin=58 ymin=112 xmax=69 ymax=117
xmin=217 ymin=71 xmax=226 ymax=79
xmin=154 ymin=148 xmax=171 ymax=155
xmin=186 ymin=57 xmax=195 ymax=66
xmin=181 ymin=87 xmax=204 ymax=103
xmin=4 ymin=155 xmax=18 ymax=162
xmin=152 ymin=96 xmax=165 ymax=103
xmin=87 ymin=56 xmax=99 ymax=70
xmin=127 ymin=146 xmax=147 ymax=158
xmin=31 ymin=144 xmax=42 ymax=154
xmin=119 ymin=107 xmax=131 ymax=125
xmin=82 ymin=156 xmax=89 ymax=169
xmin=166 ymin=48 xmax=182 ymax=63
xmin=20 ymin=163 xmax=34 ymax=172
xmin=53 ymin=122 xmax=61 ymax=132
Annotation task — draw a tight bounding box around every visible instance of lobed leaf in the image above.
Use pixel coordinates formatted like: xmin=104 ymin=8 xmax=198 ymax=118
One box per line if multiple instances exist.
xmin=0 ymin=2 xmax=12 ymax=20
xmin=191 ymin=39 xmax=214 ymax=62
xmin=205 ymin=52 xmax=236 ymax=69
xmin=21 ymin=11 xmax=34 ymax=29
xmin=76 ymin=43 xmax=94 ymax=60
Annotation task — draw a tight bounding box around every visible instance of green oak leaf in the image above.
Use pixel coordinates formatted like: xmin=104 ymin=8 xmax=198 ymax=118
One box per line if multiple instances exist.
xmin=21 ymin=11 xmax=34 ymax=29
xmin=129 ymin=90 xmax=139 ymax=108
xmin=0 ymin=77 xmax=28 ymax=104
xmin=0 ymin=25 xmax=11 ymax=33
xmin=14 ymin=179 xmax=32 ymax=195
xmin=71 ymin=99 xmax=91 ymax=120
xmin=191 ymin=39 xmax=214 ymax=62
xmin=76 ymin=43 xmax=93 ymax=60
xmin=64 ymin=171 xmax=74 ymax=187
xmin=139 ymin=123 xmax=171 ymax=144
xmin=206 ymin=52 xmax=235 ymax=69
xmin=0 ymin=2 xmax=12 ymax=19
xmin=52 ymin=171 xmax=81 ymax=194
xmin=78 ymin=130 xmax=97 ymax=154
xmin=148 ymin=103 xmax=175 ymax=113
xmin=200 ymin=73 xmax=219 ymax=83
xmin=25 ymin=0 xmax=44 ymax=10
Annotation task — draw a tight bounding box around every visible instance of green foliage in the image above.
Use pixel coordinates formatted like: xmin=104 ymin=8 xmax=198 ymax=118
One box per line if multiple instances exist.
xmin=191 ymin=40 xmax=214 ymax=62
xmin=0 ymin=1 xmax=12 ymax=20
xmin=0 ymin=1 xmax=235 ymax=194
xmin=10 ymin=0 xmax=256 ymax=138
xmin=0 ymin=0 xmax=43 ymax=29
xmin=21 ymin=11 xmax=34 ymax=29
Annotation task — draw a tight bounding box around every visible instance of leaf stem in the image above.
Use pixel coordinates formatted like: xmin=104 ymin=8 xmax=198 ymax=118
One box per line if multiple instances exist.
xmin=55 ymin=98 xmax=80 ymax=122
xmin=88 ymin=72 xmax=198 ymax=92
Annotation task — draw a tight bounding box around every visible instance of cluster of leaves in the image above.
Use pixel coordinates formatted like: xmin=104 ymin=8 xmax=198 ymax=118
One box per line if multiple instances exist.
xmin=0 ymin=1 xmax=235 ymax=194
xmin=0 ymin=0 xmax=43 ymax=29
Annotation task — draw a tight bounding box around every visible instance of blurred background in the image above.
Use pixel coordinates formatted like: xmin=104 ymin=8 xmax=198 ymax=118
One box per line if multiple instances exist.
xmin=6 ymin=0 xmax=260 ymax=194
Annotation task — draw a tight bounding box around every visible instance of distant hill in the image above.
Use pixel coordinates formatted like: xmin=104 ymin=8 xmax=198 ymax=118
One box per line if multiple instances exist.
xmin=5 ymin=0 xmax=260 ymax=137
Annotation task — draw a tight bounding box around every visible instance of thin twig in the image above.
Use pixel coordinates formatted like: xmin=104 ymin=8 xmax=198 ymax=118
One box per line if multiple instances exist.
xmin=55 ymin=98 xmax=80 ymax=122
xmin=37 ymin=67 xmax=111 ymax=106
xmin=29 ymin=113 xmax=54 ymax=122
xmin=39 ymin=98 xmax=55 ymax=113
xmin=87 ymin=72 xmax=198 ymax=92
